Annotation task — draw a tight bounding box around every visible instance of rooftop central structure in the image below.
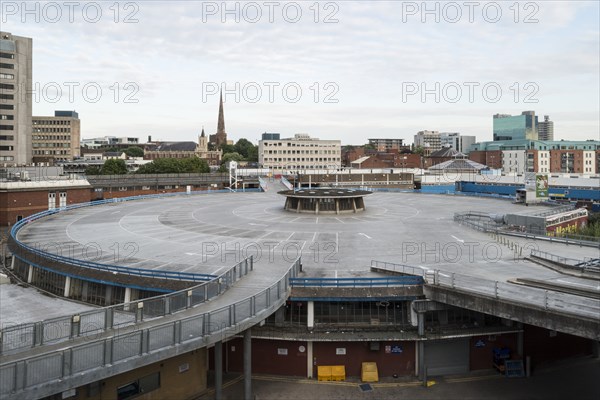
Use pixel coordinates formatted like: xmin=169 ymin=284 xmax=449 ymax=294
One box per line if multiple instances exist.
xmin=278 ymin=188 xmax=372 ymax=214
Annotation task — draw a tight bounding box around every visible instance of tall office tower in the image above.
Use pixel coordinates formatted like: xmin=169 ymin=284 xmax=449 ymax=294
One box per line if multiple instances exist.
xmin=493 ymin=111 xmax=538 ymax=142
xmin=537 ymin=115 xmax=554 ymax=141
xmin=0 ymin=32 xmax=32 ymax=165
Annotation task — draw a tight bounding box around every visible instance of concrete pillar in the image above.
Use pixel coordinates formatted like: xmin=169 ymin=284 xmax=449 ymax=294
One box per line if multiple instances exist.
xmin=517 ymin=331 xmax=524 ymax=357
xmin=335 ymin=199 xmax=339 ymax=214
xmin=63 ymin=276 xmax=71 ymax=298
xmin=215 ymin=341 xmax=223 ymax=400
xmin=27 ymin=265 xmax=33 ymax=283
xmin=307 ymin=301 xmax=315 ymax=329
xmin=243 ymin=329 xmax=252 ymax=400
xmin=315 ymin=201 xmax=319 ymax=215
xmin=417 ymin=312 xmax=425 ymax=336
xmin=124 ymin=287 xmax=132 ymax=303
xmin=417 ymin=341 xmax=425 ymax=379
xmin=307 ymin=341 xmax=314 ymax=378
xmin=274 ymin=307 xmax=285 ymax=327
xmin=105 ymin=285 xmax=113 ymax=305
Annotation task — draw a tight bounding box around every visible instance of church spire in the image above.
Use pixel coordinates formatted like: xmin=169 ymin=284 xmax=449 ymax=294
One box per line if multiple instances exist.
xmin=201 ymin=126 xmax=205 ymax=137
xmin=217 ymin=90 xmax=225 ymax=135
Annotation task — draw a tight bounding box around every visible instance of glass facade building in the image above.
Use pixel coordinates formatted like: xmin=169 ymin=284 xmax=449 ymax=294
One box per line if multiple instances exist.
xmin=493 ymin=112 xmax=538 ymax=141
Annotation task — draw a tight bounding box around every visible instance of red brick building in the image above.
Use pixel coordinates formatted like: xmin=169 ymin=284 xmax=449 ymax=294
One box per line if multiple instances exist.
xmin=0 ymin=179 xmax=92 ymax=226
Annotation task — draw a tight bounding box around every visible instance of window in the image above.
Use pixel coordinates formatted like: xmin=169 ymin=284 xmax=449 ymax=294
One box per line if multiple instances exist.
xmin=0 ymin=104 xmax=13 ymax=110
xmin=0 ymin=135 xmax=14 ymax=140
xmin=0 ymin=125 xmax=14 ymax=130
xmin=0 ymin=63 xmax=14 ymax=69
xmin=0 ymin=83 xmax=14 ymax=90
xmin=0 ymin=114 xmax=14 ymax=120
xmin=0 ymin=94 xmax=14 ymax=100
xmin=0 ymin=53 xmax=14 ymax=59
xmin=0 ymin=73 xmax=14 ymax=79
xmin=117 ymin=372 xmax=160 ymax=400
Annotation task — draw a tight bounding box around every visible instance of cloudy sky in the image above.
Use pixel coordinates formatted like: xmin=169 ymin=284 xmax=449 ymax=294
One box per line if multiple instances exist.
xmin=2 ymin=1 xmax=599 ymax=145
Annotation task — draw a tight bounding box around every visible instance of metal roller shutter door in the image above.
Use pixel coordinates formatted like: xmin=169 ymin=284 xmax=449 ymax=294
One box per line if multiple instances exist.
xmin=424 ymin=339 xmax=469 ymax=376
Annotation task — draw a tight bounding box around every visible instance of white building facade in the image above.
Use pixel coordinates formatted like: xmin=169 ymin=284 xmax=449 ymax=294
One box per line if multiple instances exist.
xmin=259 ymin=134 xmax=341 ymax=171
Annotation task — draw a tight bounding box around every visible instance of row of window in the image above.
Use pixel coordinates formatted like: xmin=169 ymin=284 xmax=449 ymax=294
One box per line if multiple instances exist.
xmin=0 ymin=125 xmax=13 ymax=130
xmin=33 ymin=135 xmax=72 ymax=141
xmin=0 ymin=114 xmax=14 ymax=120
xmin=0 ymin=145 xmax=14 ymax=151
xmin=0 ymin=94 xmax=14 ymax=100
xmin=33 ymin=143 xmax=71 ymax=148
xmin=0 ymin=83 xmax=14 ymax=90
xmin=0 ymin=62 xmax=14 ymax=69
xmin=263 ymin=142 xmax=338 ymax=148
xmin=0 ymin=156 xmax=14 ymax=161
xmin=33 ymin=128 xmax=72 ymax=133
xmin=0 ymin=53 xmax=14 ymax=59
xmin=264 ymin=157 xmax=340 ymax=162
xmin=0 ymin=104 xmax=14 ymax=110
xmin=264 ymin=149 xmax=338 ymax=155
xmin=33 ymin=120 xmax=73 ymax=125
xmin=0 ymin=135 xmax=14 ymax=140
xmin=33 ymin=150 xmax=71 ymax=155
xmin=0 ymin=73 xmax=14 ymax=79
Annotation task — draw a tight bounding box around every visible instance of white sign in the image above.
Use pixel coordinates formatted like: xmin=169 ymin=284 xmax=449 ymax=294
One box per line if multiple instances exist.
xmin=336 ymin=348 xmax=346 ymax=355
xmin=278 ymin=348 xmax=288 ymax=355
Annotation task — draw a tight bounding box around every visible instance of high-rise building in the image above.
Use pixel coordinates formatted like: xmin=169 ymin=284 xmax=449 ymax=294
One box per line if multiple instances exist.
xmin=413 ymin=130 xmax=441 ymax=156
xmin=538 ymin=115 xmax=554 ymax=141
xmin=209 ymin=91 xmax=228 ymax=148
xmin=32 ymin=111 xmax=81 ymax=164
xmin=440 ymin=132 xmax=476 ymax=154
xmin=493 ymin=111 xmax=538 ymax=141
xmin=0 ymin=31 xmax=32 ymax=165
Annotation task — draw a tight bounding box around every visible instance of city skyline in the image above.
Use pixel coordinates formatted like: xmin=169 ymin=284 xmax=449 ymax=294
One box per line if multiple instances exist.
xmin=1 ymin=1 xmax=598 ymax=144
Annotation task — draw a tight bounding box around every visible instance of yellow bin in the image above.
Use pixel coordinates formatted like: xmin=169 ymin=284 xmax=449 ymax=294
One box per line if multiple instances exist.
xmin=318 ymin=366 xmax=333 ymax=381
xmin=331 ymin=365 xmax=346 ymax=381
xmin=361 ymin=362 xmax=379 ymax=382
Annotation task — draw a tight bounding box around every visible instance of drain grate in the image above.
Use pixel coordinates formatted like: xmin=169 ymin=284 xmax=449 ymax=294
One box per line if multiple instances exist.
xmin=359 ymin=383 xmax=373 ymax=392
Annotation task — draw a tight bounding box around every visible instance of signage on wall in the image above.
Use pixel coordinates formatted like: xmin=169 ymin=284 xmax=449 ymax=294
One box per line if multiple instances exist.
xmin=385 ymin=345 xmax=391 ymax=354
xmin=475 ymin=339 xmax=486 ymax=348
xmin=336 ymin=348 xmax=346 ymax=355
xmin=299 ymin=345 xmax=306 ymax=353
xmin=278 ymin=348 xmax=288 ymax=355
xmin=391 ymin=345 xmax=403 ymax=354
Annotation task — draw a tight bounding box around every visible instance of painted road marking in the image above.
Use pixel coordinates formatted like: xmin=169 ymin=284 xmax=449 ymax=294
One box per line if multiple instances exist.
xmin=451 ymin=235 xmax=465 ymax=243
xmin=358 ymin=232 xmax=372 ymax=239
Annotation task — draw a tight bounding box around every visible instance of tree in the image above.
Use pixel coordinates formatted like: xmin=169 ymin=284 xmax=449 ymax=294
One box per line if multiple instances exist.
xmin=220 ymin=144 xmax=236 ymax=154
xmin=124 ymin=146 xmax=144 ymax=158
xmin=234 ymin=138 xmax=255 ymax=159
xmin=414 ymin=146 xmax=425 ymax=156
xmin=85 ymin=165 xmax=102 ymax=175
xmin=136 ymin=157 xmax=209 ymax=174
xmin=101 ymin=159 xmax=128 ymax=175
xmin=221 ymin=152 xmax=244 ymax=165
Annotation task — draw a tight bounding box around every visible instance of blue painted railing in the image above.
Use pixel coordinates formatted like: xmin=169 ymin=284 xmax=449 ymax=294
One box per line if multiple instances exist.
xmin=9 ymin=190 xmax=260 ymax=282
xmin=289 ymin=276 xmax=424 ymax=287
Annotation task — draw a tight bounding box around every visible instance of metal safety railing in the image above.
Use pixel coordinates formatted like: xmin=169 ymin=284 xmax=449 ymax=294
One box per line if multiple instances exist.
xmin=0 ymin=257 xmax=254 ymax=355
xmin=530 ymin=250 xmax=600 ymax=274
xmin=8 ymin=190 xmax=264 ymax=283
xmin=290 ymin=276 xmax=424 ymax=287
xmin=371 ymin=260 xmax=600 ymax=321
xmin=0 ymin=257 xmax=301 ymax=398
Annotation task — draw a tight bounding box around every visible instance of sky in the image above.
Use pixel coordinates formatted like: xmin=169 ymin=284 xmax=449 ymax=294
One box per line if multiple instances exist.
xmin=1 ymin=0 xmax=599 ymax=145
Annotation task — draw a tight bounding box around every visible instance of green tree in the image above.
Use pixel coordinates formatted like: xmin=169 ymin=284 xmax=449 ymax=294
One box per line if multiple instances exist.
xmin=101 ymin=159 xmax=128 ymax=175
xmin=414 ymin=146 xmax=425 ymax=156
xmin=85 ymin=165 xmax=102 ymax=175
xmin=221 ymin=152 xmax=244 ymax=165
xmin=136 ymin=157 xmax=209 ymax=174
xmin=220 ymin=144 xmax=236 ymax=154
xmin=124 ymin=146 xmax=144 ymax=158
xmin=234 ymin=138 xmax=255 ymax=159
